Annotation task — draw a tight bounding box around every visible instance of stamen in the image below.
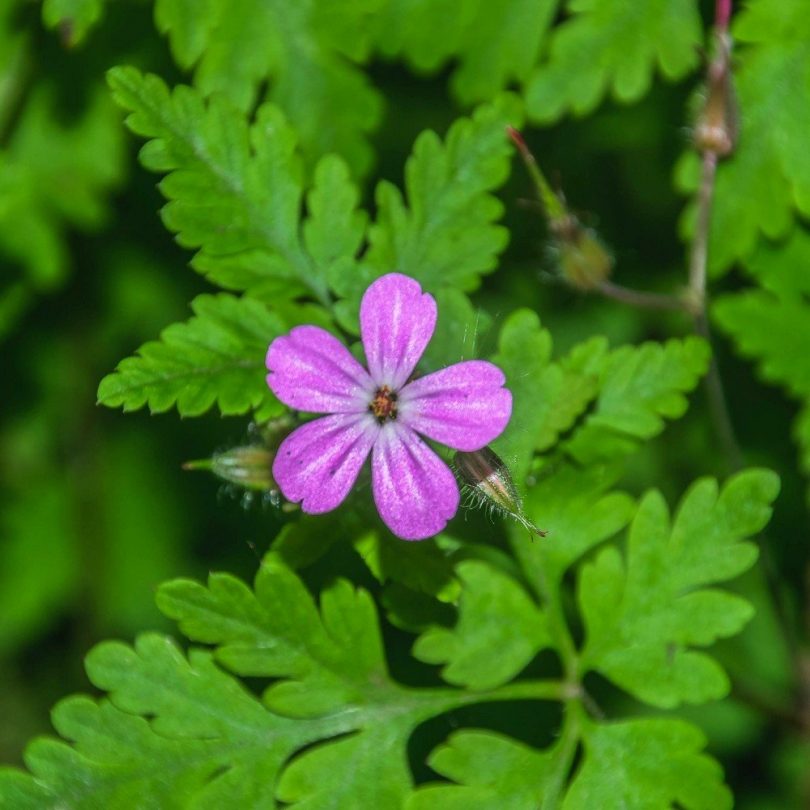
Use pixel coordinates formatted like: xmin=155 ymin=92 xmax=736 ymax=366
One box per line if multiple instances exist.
xmin=368 ymin=385 xmax=398 ymax=424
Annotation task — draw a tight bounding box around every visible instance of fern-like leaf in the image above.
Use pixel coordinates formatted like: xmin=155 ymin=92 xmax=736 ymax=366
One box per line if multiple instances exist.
xmin=526 ymin=0 xmax=701 ymax=123
xmin=97 ymin=293 xmax=285 ymax=418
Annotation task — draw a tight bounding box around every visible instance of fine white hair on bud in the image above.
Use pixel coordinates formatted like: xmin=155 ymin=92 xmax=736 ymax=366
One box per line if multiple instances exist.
xmin=453 ymin=446 xmax=547 ymax=538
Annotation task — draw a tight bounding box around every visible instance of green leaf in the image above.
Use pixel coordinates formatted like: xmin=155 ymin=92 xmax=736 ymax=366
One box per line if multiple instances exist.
xmin=42 ymin=0 xmax=104 ymax=46
xmin=714 ymin=290 xmax=810 ymax=398
xmin=377 ymin=0 xmax=559 ymax=105
xmin=365 ymin=93 xmax=523 ymax=291
xmin=563 ymin=336 xmax=710 ymax=464
xmin=276 ymin=725 xmax=412 ymax=809
xmin=513 ymin=462 xmax=635 ymax=584
xmin=330 ymin=94 xmax=524 ymax=331
xmin=564 ymin=718 xmax=731 ymax=810
xmin=579 ymin=470 xmax=778 ymax=707
xmin=413 ymin=561 xmax=550 ymax=689
xmin=676 ymin=0 xmax=810 ymax=275
xmin=408 ymin=730 xmax=556 ymax=809
xmin=491 ymin=310 xmax=598 ymax=484
xmin=153 ymin=0 xmax=383 ymax=174
xmin=526 ymin=0 xmax=701 ymax=123
xmin=18 ymin=646 xmax=305 ymax=807
xmin=353 ymin=531 xmax=460 ymax=603
xmin=741 ymin=227 xmax=810 ymax=300
xmin=6 ymin=559 xmax=451 ymax=807
xmin=714 ymin=284 xmax=810 ymax=497
xmin=419 ymin=288 xmax=492 ymax=373
xmin=97 ymin=293 xmax=285 ymax=418
xmin=108 ymin=67 xmax=365 ymax=306
xmin=303 ymin=154 xmax=367 ymax=289
xmin=155 ymin=558 xmax=389 ymax=717
xmin=0 ymin=84 xmax=124 ymax=289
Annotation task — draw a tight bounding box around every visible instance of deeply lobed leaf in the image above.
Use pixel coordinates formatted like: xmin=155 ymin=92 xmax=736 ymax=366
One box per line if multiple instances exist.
xmin=579 ymin=470 xmax=778 ymax=707
xmin=413 ymin=560 xmax=551 ymax=689
xmin=526 ymin=0 xmax=701 ymax=123
xmin=153 ymin=0 xmax=383 ymax=174
xmin=156 ymin=557 xmax=390 ymax=716
xmin=563 ymin=336 xmax=710 ymax=464
xmin=97 ymin=293 xmax=285 ymax=418
xmin=408 ymin=730 xmax=557 ymax=809
xmin=565 ymin=718 xmax=731 ymax=810
xmin=108 ymin=67 xmax=360 ymax=306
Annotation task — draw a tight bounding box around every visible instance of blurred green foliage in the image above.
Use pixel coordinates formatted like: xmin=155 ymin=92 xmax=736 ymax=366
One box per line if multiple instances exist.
xmin=0 ymin=0 xmax=808 ymax=807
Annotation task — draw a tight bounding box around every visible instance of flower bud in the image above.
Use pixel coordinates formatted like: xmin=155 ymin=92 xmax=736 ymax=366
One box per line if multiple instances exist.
xmin=551 ymin=219 xmax=614 ymax=291
xmin=508 ymin=125 xmax=613 ymax=291
xmin=694 ymin=31 xmax=737 ymax=157
xmin=184 ymin=445 xmax=277 ymax=493
xmin=453 ymin=446 xmax=547 ymax=537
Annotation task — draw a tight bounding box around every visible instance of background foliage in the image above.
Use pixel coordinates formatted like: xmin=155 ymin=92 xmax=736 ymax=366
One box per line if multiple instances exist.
xmin=0 ymin=0 xmax=808 ymax=807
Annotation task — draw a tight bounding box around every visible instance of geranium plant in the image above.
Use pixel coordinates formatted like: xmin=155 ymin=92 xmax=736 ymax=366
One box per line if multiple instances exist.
xmin=0 ymin=0 xmax=806 ymax=807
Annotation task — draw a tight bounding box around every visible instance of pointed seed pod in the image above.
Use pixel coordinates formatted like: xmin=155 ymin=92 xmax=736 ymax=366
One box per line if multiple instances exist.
xmin=453 ymin=446 xmax=547 ymax=537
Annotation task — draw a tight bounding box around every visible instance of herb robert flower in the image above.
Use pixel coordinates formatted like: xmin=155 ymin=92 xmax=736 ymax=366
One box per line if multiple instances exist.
xmin=266 ymin=273 xmax=512 ymax=540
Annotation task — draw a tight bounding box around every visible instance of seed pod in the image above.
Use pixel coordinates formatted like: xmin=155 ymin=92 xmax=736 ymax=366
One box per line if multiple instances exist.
xmin=453 ymin=446 xmax=547 ymax=537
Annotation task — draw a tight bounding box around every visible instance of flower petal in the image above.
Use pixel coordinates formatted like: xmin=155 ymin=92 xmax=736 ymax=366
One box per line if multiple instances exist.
xmin=360 ymin=273 xmax=437 ymax=389
xmin=398 ymin=360 xmax=512 ymax=451
xmin=267 ymin=325 xmax=373 ymax=413
xmin=273 ymin=413 xmax=378 ymax=514
xmin=372 ymin=424 xmax=459 ymax=540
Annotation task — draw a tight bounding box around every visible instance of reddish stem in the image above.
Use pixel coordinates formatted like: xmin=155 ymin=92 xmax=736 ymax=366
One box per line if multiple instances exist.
xmin=715 ymin=0 xmax=731 ymax=32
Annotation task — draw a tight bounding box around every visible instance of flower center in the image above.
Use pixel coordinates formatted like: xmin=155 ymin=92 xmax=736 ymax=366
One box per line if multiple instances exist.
xmin=368 ymin=385 xmax=398 ymax=424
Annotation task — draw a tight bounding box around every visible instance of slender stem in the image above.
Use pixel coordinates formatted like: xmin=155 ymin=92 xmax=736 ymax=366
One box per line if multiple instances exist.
xmin=507 ymin=126 xmax=567 ymax=220
xmin=542 ymin=699 xmax=586 ymax=810
xmin=532 ymin=560 xmax=579 ymax=681
xmin=687 ymin=151 xmax=718 ymax=313
xmin=687 ymin=25 xmax=745 ymax=473
xmin=716 ymin=0 xmax=732 ymax=33
xmin=597 ymin=280 xmax=686 ymax=312
xmin=392 ymin=680 xmax=571 ymax=726
xmin=694 ymin=314 xmax=744 ymax=472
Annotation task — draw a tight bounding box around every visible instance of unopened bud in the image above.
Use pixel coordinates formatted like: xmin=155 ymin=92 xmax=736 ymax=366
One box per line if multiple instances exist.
xmin=508 ymin=125 xmax=613 ymax=291
xmin=453 ymin=446 xmax=547 ymax=537
xmin=694 ymin=31 xmax=737 ymax=157
xmin=552 ymin=220 xmax=614 ymax=291
xmin=184 ymin=445 xmax=277 ymax=493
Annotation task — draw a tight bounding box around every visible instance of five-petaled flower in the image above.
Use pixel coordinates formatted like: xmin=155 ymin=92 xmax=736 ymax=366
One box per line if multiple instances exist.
xmin=266 ymin=273 xmax=512 ymax=540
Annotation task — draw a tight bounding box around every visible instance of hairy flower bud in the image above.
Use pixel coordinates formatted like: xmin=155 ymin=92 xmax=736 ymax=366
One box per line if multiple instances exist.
xmin=508 ymin=125 xmax=613 ymax=291
xmin=184 ymin=446 xmax=277 ymax=493
xmin=551 ymin=218 xmax=614 ymax=291
xmin=453 ymin=446 xmax=547 ymax=537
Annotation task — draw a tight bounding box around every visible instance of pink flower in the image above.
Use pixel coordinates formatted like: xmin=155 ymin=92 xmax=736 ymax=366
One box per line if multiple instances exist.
xmin=266 ymin=273 xmax=512 ymax=540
